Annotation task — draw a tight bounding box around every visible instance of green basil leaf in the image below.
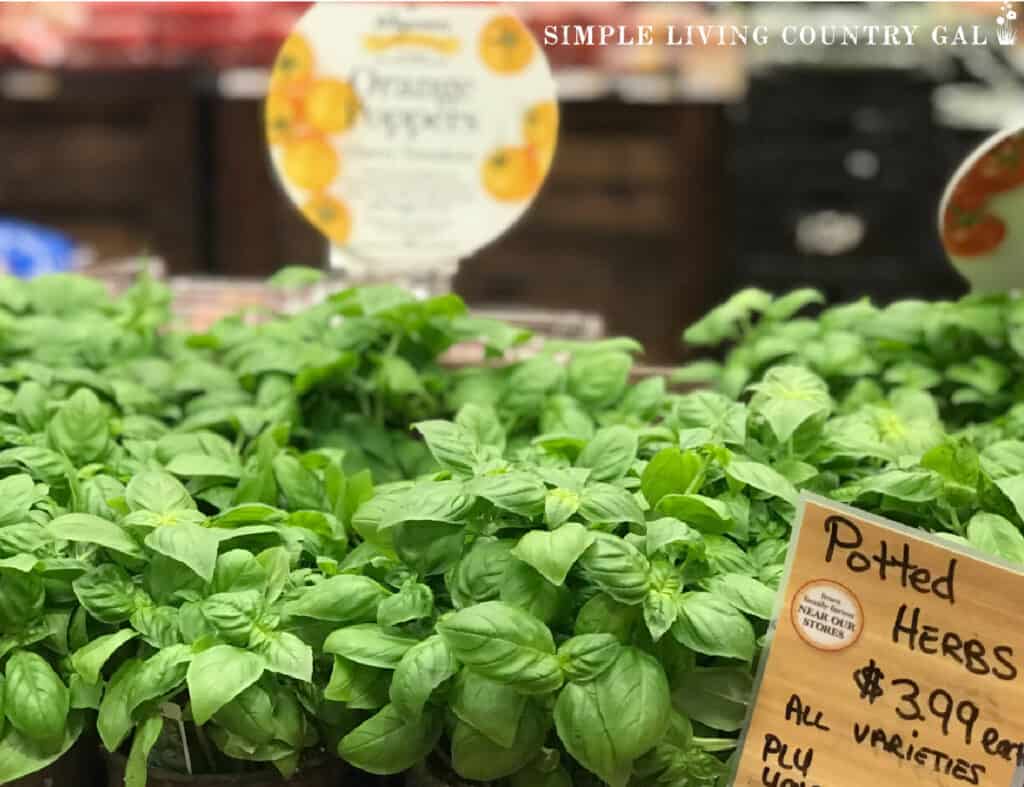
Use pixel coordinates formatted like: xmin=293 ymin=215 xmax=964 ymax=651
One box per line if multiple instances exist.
xmin=68 ymin=674 xmax=102 ymax=710
xmin=389 ymin=635 xmax=457 ymax=719
xmin=165 ymin=454 xmax=241 ymax=480
xmin=500 ymin=561 xmax=570 ymax=625
xmin=656 ymin=494 xmax=732 ymax=535
xmin=200 ymin=590 xmax=262 ymax=646
xmin=672 ymin=592 xmax=755 ymax=661
xmin=125 ymin=714 xmax=163 ymax=787
xmin=980 ymin=441 xmax=1024 ymax=480
xmin=702 ymin=573 xmax=777 ymax=620
xmin=704 ymin=535 xmax=757 ymax=576
xmin=97 ymin=658 xmax=143 ymax=751
xmin=413 ymin=421 xmax=478 ymax=474
xmin=557 ymin=634 xmax=621 ymax=683
xmin=211 ymin=682 xmax=275 ymax=745
xmin=578 ymin=533 xmax=650 ymax=605
xmin=568 ymin=351 xmax=631 ymax=409
xmin=645 ymin=517 xmax=701 ymax=556
xmin=47 ymin=388 xmax=109 ymax=464
xmin=552 ymin=679 xmax=630 ymax=781
xmin=126 ymin=644 xmax=192 ymax=718
xmin=451 ymin=700 xmax=547 ymax=781
xmin=577 ymin=426 xmax=638 ymax=483
xmin=468 ymin=472 xmax=546 ymax=518
xmin=449 ymin=540 xmax=514 ymax=608
xmin=544 ymin=488 xmax=580 ymax=528
xmin=324 ymin=656 xmax=389 ymax=710
xmin=641 ymin=448 xmax=702 ymax=508
xmin=71 ymin=630 xmax=138 ymax=685
xmin=73 ymin=565 xmax=142 ymax=625
xmin=256 ymin=547 xmax=291 ymax=603
xmin=377 ymin=581 xmax=433 ymax=627
xmin=578 ymin=483 xmax=644 ymax=526
xmin=504 ymin=358 xmax=566 ymax=417
xmin=967 ymin=512 xmax=1024 ymax=564
xmin=0 ymin=474 xmax=40 ymax=527
xmin=283 ymin=575 xmax=388 ymax=622
xmin=450 ymin=669 xmax=525 ymax=749
xmin=323 ymin=624 xmax=418 ymax=669
xmin=437 ymin=601 xmax=563 ymax=694
xmin=511 ymin=523 xmax=595 ymax=587
xmin=379 ymin=482 xmax=474 ymax=530
xmin=126 ymin=471 xmax=195 ymax=514
xmin=211 ymin=549 xmax=268 ymax=594
xmin=251 ymin=629 xmax=313 ymax=682
xmin=187 ymin=645 xmax=265 ymax=725
xmin=392 ymin=521 xmax=464 ymax=577
xmin=130 ymin=606 xmax=181 ymax=648
xmin=339 ymin=703 xmax=442 ymax=775
xmin=748 ymin=365 xmax=832 ymax=443
xmin=272 ymin=454 xmax=324 ymax=510
xmin=455 ymin=403 xmax=506 ymax=456
xmin=574 ymin=593 xmax=639 ymax=642
xmin=0 ymin=569 xmax=45 ymax=632
xmin=48 ymin=513 xmax=142 ymax=559
xmin=643 ymin=588 xmax=680 ymax=642
xmin=725 ymin=460 xmax=799 ymax=507
xmin=849 ymin=469 xmax=944 ymax=505
xmin=144 ymin=523 xmax=221 ymax=583
xmin=672 ymin=390 xmax=747 ymax=445
xmin=4 ymin=651 xmax=69 ymax=750
xmin=0 ymin=708 xmax=82 ymax=783
xmin=672 ymin=667 xmax=752 ymax=732
xmin=995 ymin=476 xmax=1024 ymax=524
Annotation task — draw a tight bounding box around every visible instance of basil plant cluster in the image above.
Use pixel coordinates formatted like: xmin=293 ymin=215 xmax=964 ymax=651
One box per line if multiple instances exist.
xmin=0 ymin=272 xmax=680 ymax=787
xmin=6 ymin=271 xmax=1024 ymax=787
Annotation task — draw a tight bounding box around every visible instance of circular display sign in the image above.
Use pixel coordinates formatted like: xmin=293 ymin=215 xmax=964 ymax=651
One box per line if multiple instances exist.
xmin=790 ymin=579 xmax=864 ymax=653
xmin=939 ymin=126 xmax=1024 ymax=293
xmin=265 ymin=3 xmax=558 ymax=274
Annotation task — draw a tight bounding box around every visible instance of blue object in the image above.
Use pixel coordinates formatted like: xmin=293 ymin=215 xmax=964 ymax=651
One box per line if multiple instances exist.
xmin=0 ymin=219 xmax=77 ymax=278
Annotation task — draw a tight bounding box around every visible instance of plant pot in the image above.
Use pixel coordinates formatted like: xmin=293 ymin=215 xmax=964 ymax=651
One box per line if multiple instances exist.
xmin=103 ymin=752 xmax=346 ymax=787
xmin=10 ymin=734 xmax=104 ymax=787
xmin=403 ymin=759 xmax=483 ymax=787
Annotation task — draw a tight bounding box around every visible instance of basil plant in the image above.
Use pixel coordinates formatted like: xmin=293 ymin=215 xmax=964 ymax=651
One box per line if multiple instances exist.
xmin=0 ymin=474 xmax=91 ymax=783
xmin=324 ymin=414 xmax=776 ymax=787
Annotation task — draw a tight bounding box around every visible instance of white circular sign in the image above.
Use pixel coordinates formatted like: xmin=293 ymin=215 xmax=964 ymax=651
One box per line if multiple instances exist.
xmin=939 ymin=126 xmax=1024 ymax=293
xmin=791 ymin=579 xmax=864 ymax=652
xmin=265 ymin=3 xmax=558 ymax=273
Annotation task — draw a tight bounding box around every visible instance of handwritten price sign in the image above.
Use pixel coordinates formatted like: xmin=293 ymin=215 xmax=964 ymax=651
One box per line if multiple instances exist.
xmin=733 ymin=495 xmax=1024 ymax=787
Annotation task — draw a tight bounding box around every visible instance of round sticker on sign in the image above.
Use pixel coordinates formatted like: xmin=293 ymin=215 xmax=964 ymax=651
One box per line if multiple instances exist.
xmin=265 ymin=3 xmax=558 ymax=277
xmin=940 ymin=126 xmax=1024 ymax=293
xmin=790 ymin=579 xmax=864 ymax=652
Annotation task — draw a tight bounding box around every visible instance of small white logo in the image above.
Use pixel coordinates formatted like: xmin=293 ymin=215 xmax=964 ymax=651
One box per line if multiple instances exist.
xmin=998 ymin=2 xmax=1018 ymax=46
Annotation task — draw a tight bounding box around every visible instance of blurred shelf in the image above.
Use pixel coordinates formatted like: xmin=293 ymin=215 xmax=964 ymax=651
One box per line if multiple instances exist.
xmin=0 ymin=63 xmax=743 ymax=105
xmin=933 ymin=83 xmax=1024 ymax=131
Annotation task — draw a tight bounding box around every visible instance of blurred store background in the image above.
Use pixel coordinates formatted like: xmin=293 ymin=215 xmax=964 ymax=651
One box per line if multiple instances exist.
xmin=1 ymin=2 xmax=1023 ymax=361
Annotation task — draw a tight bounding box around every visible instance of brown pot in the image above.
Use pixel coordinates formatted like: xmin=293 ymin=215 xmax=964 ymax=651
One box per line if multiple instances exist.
xmin=104 ymin=752 xmax=346 ymax=787
xmin=10 ymin=735 xmax=104 ymax=787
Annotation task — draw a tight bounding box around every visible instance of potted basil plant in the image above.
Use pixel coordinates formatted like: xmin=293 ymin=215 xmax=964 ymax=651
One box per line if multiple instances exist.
xmin=325 ymin=418 xmax=760 ymax=786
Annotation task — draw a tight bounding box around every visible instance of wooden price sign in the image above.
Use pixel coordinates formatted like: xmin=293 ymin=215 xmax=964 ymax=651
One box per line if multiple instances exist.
xmin=733 ymin=494 xmax=1024 ymax=787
